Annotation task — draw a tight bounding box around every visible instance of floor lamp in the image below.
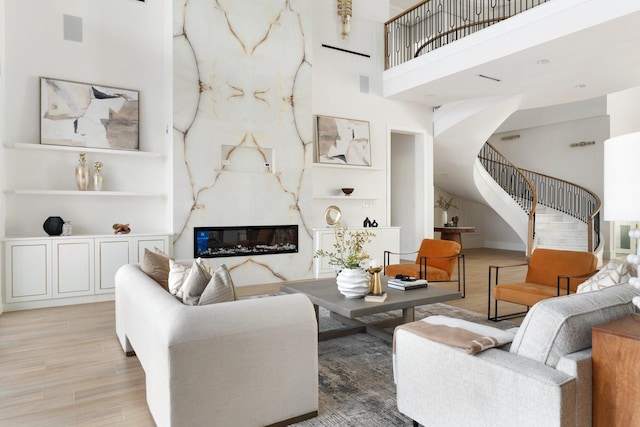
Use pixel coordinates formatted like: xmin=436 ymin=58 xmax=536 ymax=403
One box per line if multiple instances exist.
xmin=604 ymin=132 xmax=640 ymax=309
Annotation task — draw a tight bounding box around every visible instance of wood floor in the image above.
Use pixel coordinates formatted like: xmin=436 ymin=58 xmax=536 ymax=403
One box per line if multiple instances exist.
xmin=0 ymin=248 xmax=529 ymax=426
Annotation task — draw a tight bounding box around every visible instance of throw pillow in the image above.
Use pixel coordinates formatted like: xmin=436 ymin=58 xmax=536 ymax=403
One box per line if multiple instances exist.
xmin=140 ymin=248 xmax=171 ymax=291
xmin=577 ymin=260 xmax=629 ymax=293
xmin=168 ymin=259 xmax=191 ymax=299
xmin=199 ymin=264 xmax=237 ymax=306
xmin=181 ymin=260 xmax=212 ymax=305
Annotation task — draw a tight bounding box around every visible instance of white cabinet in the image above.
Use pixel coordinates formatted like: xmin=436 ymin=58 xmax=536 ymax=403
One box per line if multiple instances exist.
xmin=5 ymin=240 xmax=51 ymax=303
xmin=3 ymin=234 xmax=171 ymax=310
xmin=95 ymin=237 xmax=130 ymax=294
xmin=313 ymin=227 xmax=401 ymax=278
xmin=52 ymin=238 xmax=95 ymax=298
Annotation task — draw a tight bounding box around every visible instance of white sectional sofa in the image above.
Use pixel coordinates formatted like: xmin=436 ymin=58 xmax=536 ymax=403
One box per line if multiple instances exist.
xmin=394 ymin=283 xmax=640 ymax=427
xmin=115 ymin=263 xmax=319 ymax=427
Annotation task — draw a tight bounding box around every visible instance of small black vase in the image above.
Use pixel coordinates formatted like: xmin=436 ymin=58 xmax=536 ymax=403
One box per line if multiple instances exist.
xmin=43 ymin=216 xmax=64 ymax=236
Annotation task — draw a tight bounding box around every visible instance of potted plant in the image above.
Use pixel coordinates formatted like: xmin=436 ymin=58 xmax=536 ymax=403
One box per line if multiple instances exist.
xmin=435 ymin=196 xmax=457 ymax=226
xmin=315 ymin=223 xmax=375 ymax=298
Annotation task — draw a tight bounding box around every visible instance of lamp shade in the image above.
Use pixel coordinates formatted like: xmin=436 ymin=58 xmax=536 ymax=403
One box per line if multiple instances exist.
xmin=603 ymin=132 xmax=640 ymax=221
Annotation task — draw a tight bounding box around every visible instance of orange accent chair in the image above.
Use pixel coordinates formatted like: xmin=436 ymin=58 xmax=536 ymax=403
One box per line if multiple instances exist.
xmin=488 ymin=248 xmax=598 ymax=321
xmin=384 ymin=239 xmax=465 ymax=297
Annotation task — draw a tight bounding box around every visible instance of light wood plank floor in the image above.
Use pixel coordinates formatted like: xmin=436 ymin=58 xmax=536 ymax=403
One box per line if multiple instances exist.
xmin=0 ymin=248 xmax=529 ymax=426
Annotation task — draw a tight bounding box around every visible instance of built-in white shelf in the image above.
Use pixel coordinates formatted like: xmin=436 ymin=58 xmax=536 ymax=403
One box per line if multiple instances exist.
xmin=314 ymin=195 xmax=379 ymax=200
xmin=4 ymin=142 xmax=165 ymax=159
xmin=4 ymin=190 xmax=165 ymax=197
xmin=312 ymin=163 xmax=383 ymax=172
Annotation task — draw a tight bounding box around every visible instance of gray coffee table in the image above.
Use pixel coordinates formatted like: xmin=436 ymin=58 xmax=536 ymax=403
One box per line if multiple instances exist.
xmin=280 ymin=276 xmax=461 ymax=342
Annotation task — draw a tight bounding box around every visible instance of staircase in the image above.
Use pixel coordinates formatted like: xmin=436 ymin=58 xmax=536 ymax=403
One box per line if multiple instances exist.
xmin=534 ymin=206 xmax=588 ymax=252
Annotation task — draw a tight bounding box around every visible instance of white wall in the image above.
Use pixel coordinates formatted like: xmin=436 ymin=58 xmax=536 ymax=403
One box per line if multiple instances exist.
xmin=312 ymin=0 xmax=432 ymax=237
xmin=2 ymin=0 xmax=172 ymax=236
xmin=608 ymin=86 xmax=640 ymax=137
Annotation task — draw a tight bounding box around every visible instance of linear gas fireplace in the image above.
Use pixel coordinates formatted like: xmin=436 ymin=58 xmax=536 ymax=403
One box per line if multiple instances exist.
xmin=194 ymin=225 xmax=298 ymax=258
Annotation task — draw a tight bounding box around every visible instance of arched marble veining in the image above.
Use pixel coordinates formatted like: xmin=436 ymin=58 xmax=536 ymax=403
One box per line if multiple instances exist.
xmin=173 ymin=0 xmax=313 ymax=285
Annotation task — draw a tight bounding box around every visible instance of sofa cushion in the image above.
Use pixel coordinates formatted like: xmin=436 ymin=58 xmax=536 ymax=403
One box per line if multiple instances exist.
xmin=182 ymin=260 xmax=212 ymax=305
xmin=140 ymin=248 xmax=171 ymax=291
xmin=510 ymin=284 xmax=639 ymax=367
xmin=577 ymin=260 xmax=629 ymax=293
xmin=199 ymin=264 xmax=236 ymax=305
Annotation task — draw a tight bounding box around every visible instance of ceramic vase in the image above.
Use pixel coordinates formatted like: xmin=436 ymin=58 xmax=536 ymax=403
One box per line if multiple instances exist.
xmin=336 ymin=268 xmax=370 ymax=298
xmin=75 ymin=153 xmax=90 ymax=191
xmin=93 ymin=161 xmax=103 ymax=191
xmin=442 ymin=210 xmax=448 ymax=226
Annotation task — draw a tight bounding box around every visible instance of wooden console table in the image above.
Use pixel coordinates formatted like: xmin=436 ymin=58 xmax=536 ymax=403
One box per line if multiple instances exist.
xmin=434 ymin=226 xmax=475 ymax=249
xmin=592 ymin=314 xmax=640 ymax=426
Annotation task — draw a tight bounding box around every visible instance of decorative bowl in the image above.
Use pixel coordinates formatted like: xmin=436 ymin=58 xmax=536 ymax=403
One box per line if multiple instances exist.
xmin=341 ymin=187 xmax=354 ymax=196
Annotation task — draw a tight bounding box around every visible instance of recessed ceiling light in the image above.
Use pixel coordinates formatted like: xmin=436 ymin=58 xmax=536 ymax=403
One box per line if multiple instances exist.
xmin=575 ymin=84 xmax=587 ymax=89
xmin=537 ymin=59 xmax=550 ymax=65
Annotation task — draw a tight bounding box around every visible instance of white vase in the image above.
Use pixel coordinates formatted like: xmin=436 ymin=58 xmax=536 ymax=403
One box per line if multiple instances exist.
xmin=442 ymin=210 xmax=448 ymax=226
xmin=336 ymin=268 xmax=370 ymax=298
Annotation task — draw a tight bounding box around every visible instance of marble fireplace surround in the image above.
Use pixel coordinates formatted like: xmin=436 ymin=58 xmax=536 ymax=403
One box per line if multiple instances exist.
xmin=173 ymin=0 xmax=313 ymax=286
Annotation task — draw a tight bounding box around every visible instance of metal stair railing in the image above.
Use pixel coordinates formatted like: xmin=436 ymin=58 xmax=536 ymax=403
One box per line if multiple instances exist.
xmin=519 ymin=168 xmax=601 ymax=253
xmin=478 ymin=142 xmax=536 ymax=256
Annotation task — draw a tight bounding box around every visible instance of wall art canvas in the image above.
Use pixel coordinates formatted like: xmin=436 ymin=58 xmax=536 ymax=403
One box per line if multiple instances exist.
xmin=40 ymin=77 xmax=139 ymax=150
xmin=316 ymin=115 xmax=371 ymax=166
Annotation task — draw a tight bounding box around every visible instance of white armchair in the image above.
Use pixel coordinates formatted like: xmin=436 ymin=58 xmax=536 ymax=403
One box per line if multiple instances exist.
xmin=393 ymin=284 xmax=640 ymax=427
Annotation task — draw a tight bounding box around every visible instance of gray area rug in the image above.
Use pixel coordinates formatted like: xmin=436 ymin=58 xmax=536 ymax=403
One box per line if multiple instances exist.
xmin=291 ymin=303 xmax=518 ymax=427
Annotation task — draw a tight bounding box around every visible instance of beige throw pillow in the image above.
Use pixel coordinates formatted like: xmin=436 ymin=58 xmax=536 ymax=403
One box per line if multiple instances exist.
xmin=199 ymin=264 xmax=237 ymax=306
xmin=182 ymin=260 xmax=212 ymax=305
xmin=140 ymin=248 xmax=171 ymax=291
xmin=168 ymin=259 xmax=190 ymax=299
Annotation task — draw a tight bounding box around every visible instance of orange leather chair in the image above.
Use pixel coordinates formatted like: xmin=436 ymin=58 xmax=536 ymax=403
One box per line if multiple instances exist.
xmin=488 ymin=248 xmax=598 ymax=321
xmin=384 ymin=239 xmax=465 ymax=297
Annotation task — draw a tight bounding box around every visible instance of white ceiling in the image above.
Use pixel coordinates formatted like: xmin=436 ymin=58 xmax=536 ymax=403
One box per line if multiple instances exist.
xmin=385 ymin=1 xmax=640 ymax=110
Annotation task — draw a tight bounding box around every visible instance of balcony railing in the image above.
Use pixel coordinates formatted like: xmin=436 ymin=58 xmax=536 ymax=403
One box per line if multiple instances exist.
xmin=385 ymin=0 xmax=549 ymax=70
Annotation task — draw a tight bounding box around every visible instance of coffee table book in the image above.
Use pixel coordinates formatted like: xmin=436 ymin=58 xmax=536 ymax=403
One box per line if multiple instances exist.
xmin=364 ymin=292 xmax=388 ymax=302
xmin=388 ymin=278 xmax=428 ymax=291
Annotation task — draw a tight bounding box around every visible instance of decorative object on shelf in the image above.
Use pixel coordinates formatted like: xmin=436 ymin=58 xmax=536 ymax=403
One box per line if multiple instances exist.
xmin=324 ymin=205 xmax=342 ymax=226
xmin=113 ymin=223 xmax=131 ymax=234
xmin=371 ymin=219 xmax=378 ymax=227
xmin=43 ymin=216 xmax=64 ymax=236
xmin=368 ymin=259 xmax=383 ymax=295
xmin=314 ymin=222 xmax=375 ymax=298
xmin=93 ymin=161 xmax=103 ymax=191
xmin=75 ymin=153 xmax=91 ymax=190
xmin=450 ymin=216 xmax=459 ymax=227
xmin=363 ymin=217 xmax=372 ymax=227
xmin=435 ymin=196 xmax=458 ymax=226
xmin=315 ymin=115 xmax=371 ymax=166
xmin=40 ymin=77 xmax=139 ymax=151
xmin=337 ymin=0 xmax=352 ymax=40
xmin=341 ymin=187 xmax=354 ymax=196
xmin=62 ymin=221 xmax=73 ymax=236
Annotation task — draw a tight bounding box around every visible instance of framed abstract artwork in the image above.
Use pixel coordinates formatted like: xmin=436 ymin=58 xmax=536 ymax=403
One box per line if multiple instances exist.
xmin=40 ymin=77 xmax=139 ymax=151
xmin=315 ymin=115 xmax=371 ymax=166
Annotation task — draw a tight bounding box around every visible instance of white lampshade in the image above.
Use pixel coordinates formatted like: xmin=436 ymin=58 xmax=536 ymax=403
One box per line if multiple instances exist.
xmin=603 ymin=132 xmax=640 ymax=222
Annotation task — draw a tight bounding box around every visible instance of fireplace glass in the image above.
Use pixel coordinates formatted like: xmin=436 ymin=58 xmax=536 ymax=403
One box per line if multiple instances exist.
xmin=194 ymin=225 xmax=298 ymax=258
